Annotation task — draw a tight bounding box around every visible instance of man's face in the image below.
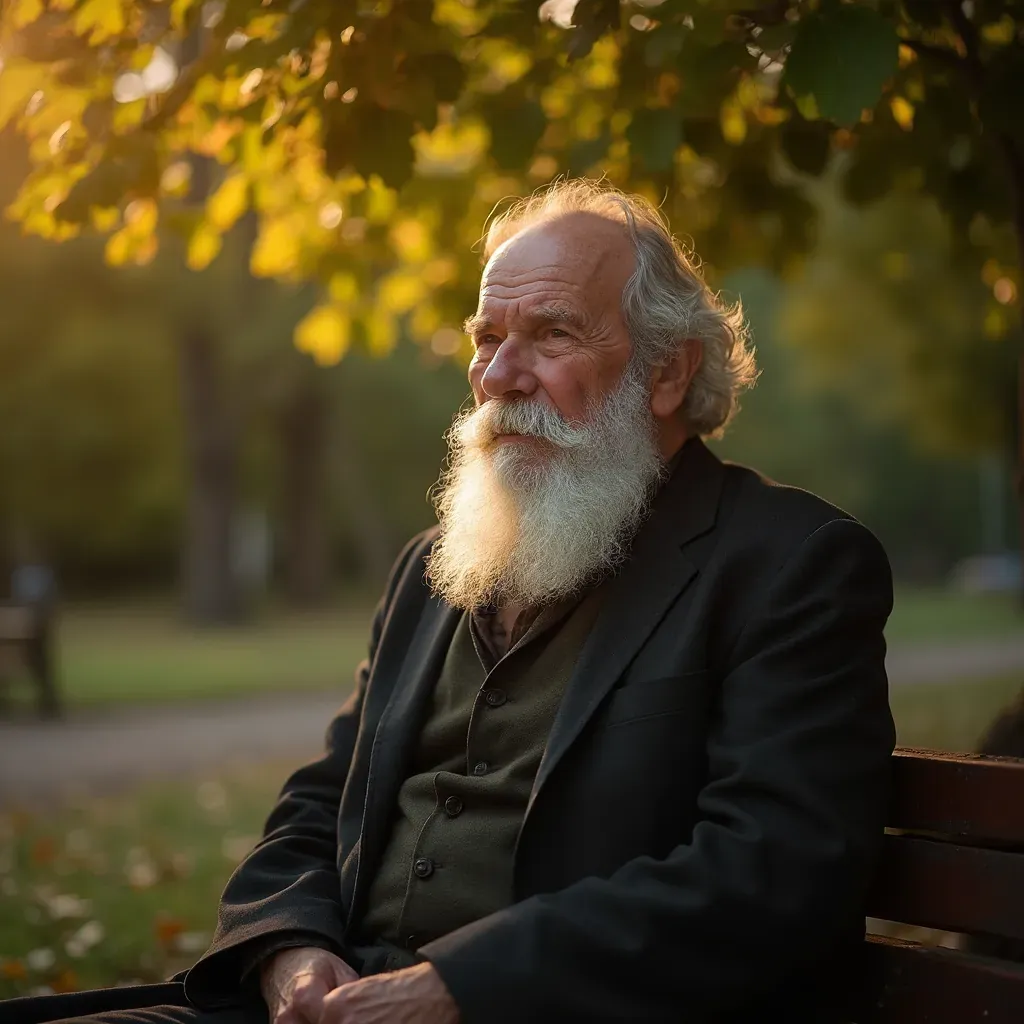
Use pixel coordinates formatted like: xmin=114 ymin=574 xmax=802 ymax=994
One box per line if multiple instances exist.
xmin=466 ymin=213 xmax=636 ymax=439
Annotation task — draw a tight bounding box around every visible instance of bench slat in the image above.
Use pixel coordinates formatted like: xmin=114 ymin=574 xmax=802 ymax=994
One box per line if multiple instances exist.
xmin=860 ymin=934 xmax=1024 ymax=1023
xmin=890 ymin=748 xmax=1024 ymax=843
xmin=867 ymin=833 xmax=1024 ymax=941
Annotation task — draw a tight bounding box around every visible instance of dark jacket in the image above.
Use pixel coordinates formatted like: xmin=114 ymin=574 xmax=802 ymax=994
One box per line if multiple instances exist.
xmin=185 ymin=438 xmax=896 ymax=1024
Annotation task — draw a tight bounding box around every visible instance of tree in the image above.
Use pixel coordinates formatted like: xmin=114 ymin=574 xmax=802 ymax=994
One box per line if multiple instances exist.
xmin=1 ymin=0 xmax=1021 ymax=543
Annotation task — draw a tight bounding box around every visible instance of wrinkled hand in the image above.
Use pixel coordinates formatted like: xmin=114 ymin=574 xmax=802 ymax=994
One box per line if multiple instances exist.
xmin=261 ymin=946 xmax=360 ymax=1024
xmin=316 ymin=962 xmax=460 ymax=1024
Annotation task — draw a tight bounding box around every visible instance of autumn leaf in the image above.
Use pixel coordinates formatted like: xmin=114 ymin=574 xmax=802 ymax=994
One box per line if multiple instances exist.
xmin=294 ymin=305 xmax=350 ymax=365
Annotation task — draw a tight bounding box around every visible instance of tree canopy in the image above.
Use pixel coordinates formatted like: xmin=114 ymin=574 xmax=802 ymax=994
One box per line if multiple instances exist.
xmin=0 ymin=0 xmax=1021 ymax=451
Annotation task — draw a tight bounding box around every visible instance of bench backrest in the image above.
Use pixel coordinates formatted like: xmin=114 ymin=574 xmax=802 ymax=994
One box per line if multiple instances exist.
xmin=860 ymin=748 xmax=1024 ymax=1022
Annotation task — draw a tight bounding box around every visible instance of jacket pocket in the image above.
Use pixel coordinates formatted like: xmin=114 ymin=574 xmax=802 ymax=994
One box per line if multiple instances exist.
xmin=603 ymin=671 xmax=709 ymax=727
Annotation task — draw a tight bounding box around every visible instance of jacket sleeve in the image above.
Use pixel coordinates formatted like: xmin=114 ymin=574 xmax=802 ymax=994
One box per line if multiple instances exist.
xmin=421 ymin=518 xmax=896 ymax=1024
xmin=184 ymin=537 xmax=423 ymax=1008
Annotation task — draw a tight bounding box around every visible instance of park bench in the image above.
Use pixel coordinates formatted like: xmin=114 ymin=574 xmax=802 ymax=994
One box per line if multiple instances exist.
xmin=858 ymin=747 xmax=1024 ymax=1022
xmin=0 ymin=602 xmax=59 ymax=716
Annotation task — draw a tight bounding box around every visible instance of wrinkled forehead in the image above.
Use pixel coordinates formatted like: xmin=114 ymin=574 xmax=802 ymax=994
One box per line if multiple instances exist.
xmin=480 ymin=212 xmax=636 ymax=302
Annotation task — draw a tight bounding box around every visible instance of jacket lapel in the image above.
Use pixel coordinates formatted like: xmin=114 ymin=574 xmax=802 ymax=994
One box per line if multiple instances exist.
xmin=350 ymin=593 xmax=460 ymax=919
xmin=525 ymin=438 xmax=726 ymax=819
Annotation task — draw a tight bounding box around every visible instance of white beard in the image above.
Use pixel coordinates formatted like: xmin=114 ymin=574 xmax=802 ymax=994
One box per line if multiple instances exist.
xmin=426 ymin=365 xmax=665 ymax=611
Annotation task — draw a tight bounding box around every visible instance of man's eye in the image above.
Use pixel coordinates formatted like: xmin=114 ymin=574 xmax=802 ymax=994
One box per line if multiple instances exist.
xmin=477 ymin=334 xmax=500 ymax=347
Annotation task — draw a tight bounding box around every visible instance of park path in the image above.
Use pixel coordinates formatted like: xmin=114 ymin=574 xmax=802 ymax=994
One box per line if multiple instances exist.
xmin=2 ymin=638 xmax=1024 ymax=808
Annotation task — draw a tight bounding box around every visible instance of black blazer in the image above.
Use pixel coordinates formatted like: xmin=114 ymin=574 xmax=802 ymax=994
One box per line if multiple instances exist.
xmin=185 ymin=438 xmax=896 ymax=1023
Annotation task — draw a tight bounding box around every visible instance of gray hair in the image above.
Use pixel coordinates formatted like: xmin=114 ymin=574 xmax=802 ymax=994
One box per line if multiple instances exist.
xmin=482 ymin=179 xmax=758 ymax=437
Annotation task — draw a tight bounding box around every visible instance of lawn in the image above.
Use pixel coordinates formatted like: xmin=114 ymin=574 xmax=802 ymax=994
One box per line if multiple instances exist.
xmin=0 ymin=586 xmax=1019 ymax=711
xmin=1 ymin=672 xmax=1021 ymax=999
xmin=2 ymin=600 xmax=375 ymax=709
xmin=886 ymin=585 xmax=1024 ymax=645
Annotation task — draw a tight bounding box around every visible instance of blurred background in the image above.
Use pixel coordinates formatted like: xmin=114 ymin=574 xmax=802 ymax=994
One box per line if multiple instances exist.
xmin=1 ymin=0 xmax=1022 ymax=999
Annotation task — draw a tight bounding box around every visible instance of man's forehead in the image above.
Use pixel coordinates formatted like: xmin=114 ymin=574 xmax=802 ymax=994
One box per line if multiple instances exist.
xmin=486 ymin=214 xmax=633 ymax=277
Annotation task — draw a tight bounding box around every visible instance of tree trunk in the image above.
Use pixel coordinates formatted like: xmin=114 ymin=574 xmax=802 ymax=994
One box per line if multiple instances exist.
xmin=179 ymin=327 xmax=241 ymax=625
xmin=333 ymin=411 xmax=395 ymax=587
xmin=280 ymin=376 xmax=332 ymax=607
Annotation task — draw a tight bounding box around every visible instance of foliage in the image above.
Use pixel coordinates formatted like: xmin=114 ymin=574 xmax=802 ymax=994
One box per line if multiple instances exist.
xmin=0 ymin=0 xmax=1019 ymax=383
xmin=779 ymin=181 xmax=1017 ymax=455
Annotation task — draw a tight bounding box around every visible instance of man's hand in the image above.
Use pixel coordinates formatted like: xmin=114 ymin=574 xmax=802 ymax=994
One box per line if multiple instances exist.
xmin=260 ymin=945 xmax=359 ymax=1024
xmin=317 ymin=962 xmax=460 ymax=1024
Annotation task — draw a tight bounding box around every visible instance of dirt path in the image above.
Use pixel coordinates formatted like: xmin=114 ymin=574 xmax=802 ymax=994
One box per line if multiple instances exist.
xmin=2 ymin=639 xmax=1023 ymax=808
xmin=0 ymin=691 xmax=345 ymax=809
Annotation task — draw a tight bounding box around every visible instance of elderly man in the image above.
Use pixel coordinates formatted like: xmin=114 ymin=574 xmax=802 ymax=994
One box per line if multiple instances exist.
xmin=13 ymin=179 xmax=894 ymax=1024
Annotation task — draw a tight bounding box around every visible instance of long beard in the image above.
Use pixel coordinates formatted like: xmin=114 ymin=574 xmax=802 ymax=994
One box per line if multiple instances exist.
xmin=426 ymin=365 xmax=665 ymax=611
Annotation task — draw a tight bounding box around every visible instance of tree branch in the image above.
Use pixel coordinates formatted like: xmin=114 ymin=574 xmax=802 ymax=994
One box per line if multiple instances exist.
xmin=900 ymin=36 xmax=965 ymax=69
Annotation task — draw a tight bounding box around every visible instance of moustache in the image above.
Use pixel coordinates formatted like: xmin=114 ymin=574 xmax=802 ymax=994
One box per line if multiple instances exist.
xmin=458 ymin=400 xmax=590 ymax=451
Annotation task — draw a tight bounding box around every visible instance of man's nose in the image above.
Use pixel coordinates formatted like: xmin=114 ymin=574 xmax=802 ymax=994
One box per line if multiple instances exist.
xmin=479 ymin=340 xmax=538 ymax=400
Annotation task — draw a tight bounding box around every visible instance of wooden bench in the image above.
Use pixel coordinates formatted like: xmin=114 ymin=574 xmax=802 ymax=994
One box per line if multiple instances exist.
xmin=0 ymin=602 xmax=59 ymax=716
xmin=859 ymin=747 xmax=1024 ymax=1021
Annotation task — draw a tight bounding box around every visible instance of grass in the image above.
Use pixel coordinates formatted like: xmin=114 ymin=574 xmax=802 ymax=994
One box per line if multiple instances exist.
xmin=0 ymin=586 xmax=1018 ymax=711
xmin=1 ymin=600 xmax=375 ymax=709
xmin=890 ymin=673 xmax=1022 ymax=752
xmin=2 ymin=672 xmax=1021 ymax=998
xmin=886 ymin=585 xmax=1024 ymax=645
xmin=0 ymin=761 xmax=286 ymax=999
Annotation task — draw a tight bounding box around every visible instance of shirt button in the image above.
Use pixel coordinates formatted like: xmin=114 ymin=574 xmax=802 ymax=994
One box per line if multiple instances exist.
xmin=413 ymin=857 xmax=434 ymax=879
xmin=472 ymin=761 xmax=489 ymax=776
xmin=444 ymin=795 xmax=464 ymax=817
xmin=484 ymin=688 xmax=507 ymax=707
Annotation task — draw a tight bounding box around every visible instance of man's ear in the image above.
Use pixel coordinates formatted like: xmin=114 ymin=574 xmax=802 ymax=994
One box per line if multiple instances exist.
xmin=650 ymin=338 xmax=702 ymax=419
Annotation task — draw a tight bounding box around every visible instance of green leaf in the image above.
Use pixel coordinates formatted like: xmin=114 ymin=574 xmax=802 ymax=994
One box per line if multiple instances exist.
xmin=978 ymin=47 xmax=1024 ymax=147
xmin=479 ymin=96 xmax=547 ymax=172
xmin=842 ymin=150 xmax=896 ymax=205
xmin=568 ymin=0 xmax=620 ymax=61
xmin=644 ymin=24 xmax=686 ymax=68
xmin=626 ymin=108 xmax=683 ymax=173
xmin=783 ymin=5 xmax=899 ymax=127
xmin=58 ymin=136 xmax=160 ymax=223
xmin=567 ymin=131 xmax=611 ymax=175
xmin=351 ymin=106 xmax=417 ymax=190
xmin=779 ymin=119 xmax=832 ymax=176
xmin=419 ymin=52 xmax=466 ymax=103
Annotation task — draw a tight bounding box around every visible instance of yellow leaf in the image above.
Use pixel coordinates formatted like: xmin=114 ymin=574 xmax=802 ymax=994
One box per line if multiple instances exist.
xmin=390 ymin=218 xmax=432 ymax=262
xmin=9 ymin=0 xmax=44 ymax=29
xmin=207 ymin=174 xmax=248 ymax=231
xmin=328 ymin=272 xmax=358 ymax=303
xmin=124 ymin=197 xmax=158 ymax=235
xmin=364 ymin=308 xmax=397 ymax=356
xmin=0 ymin=60 xmax=43 ymax=132
xmin=377 ymin=270 xmax=425 ymax=314
xmin=73 ymin=0 xmax=126 ymax=43
xmin=981 ymin=15 xmax=1016 ymax=45
xmin=365 ymin=178 xmax=397 ymax=224
xmin=295 ymin=305 xmax=350 ymax=365
xmin=890 ymin=96 xmax=914 ymax=131
xmin=170 ymin=0 xmax=196 ymax=31
xmin=187 ymin=224 xmax=222 ymax=270
xmin=410 ymin=304 xmax=441 ymax=344
xmin=246 ymin=13 xmax=287 ymax=39
xmin=105 ymin=227 xmax=132 ymax=266
xmin=250 ymin=218 xmax=301 ymax=277
xmin=90 ymin=206 xmax=120 ymax=231
xmin=720 ymin=96 xmax=747 ymax=146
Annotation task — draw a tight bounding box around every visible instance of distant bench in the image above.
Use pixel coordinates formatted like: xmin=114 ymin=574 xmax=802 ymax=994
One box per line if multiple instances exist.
xmin=0 ymin=602 xmax=59 ymax=716
xmin=859 ymin=747 xmax=1024 ymax=1021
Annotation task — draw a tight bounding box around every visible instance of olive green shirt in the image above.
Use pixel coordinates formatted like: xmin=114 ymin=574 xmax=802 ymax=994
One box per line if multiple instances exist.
xmin=358 ymin=590 xmax=604 ymax=953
